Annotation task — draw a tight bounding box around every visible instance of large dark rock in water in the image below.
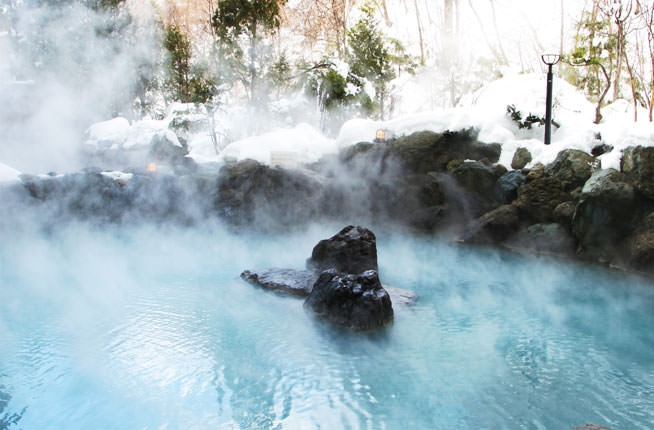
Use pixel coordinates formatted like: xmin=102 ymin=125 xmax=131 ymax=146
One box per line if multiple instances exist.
xmin=304 ymin=269 xmax=393 ymax=331
xmin=307 ymin=225 xmax=378 ymax=273
xmin=621 ymin=145 xmax=654 ymax=199
xmin=240 ymin=267 xmax=417 ymax=305
xmin=544 ymin=149 xmax=598 ymax=190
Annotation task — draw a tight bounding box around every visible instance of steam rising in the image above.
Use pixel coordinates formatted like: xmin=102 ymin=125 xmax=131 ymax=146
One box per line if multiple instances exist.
xmin=1 ymin=2 xmax=159 ymax=172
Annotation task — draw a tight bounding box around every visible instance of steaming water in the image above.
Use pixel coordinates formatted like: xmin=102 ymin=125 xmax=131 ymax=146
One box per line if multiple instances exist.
xmin=1 ymin=224 xmax=653 ymax=429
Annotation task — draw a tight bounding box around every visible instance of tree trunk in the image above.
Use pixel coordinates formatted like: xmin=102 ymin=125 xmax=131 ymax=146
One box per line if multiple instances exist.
xmin=442 ymin=0 xmax=455 ymax=66
xmin=595 ymin=63 xmax=611 ymax=124
xmin=468 ymin=0 xmax=504 ymax=65
xmin=249 ymin=26 xmax=257 ymax=104
xmin=414 ymin=0 xmax=424 ymax=64
xmin=489 ymin=0 xmax=508 ymax=65
xmin=560 ymin=0 xmax=564 ymax=54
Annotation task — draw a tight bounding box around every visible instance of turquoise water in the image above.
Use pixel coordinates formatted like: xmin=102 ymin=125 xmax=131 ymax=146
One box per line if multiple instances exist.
xmin=1 ymin=224 xmax=653 ymax=429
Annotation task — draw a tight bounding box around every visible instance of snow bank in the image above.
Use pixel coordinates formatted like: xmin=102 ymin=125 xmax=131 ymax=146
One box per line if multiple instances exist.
xmin=84 ymin=117 xmax=130 ymax=149
xmin=218 ymin=123 xmax=338 ymax=165
xmin=80 ymin=73 xmax=653 ymax=173
xmin=124 ymin=119 xmax=168 ymax=149
xmin=0 ymin=162 xmax=21 ymax=183
xmin=337 ymin=73 xmax=654 ymax=170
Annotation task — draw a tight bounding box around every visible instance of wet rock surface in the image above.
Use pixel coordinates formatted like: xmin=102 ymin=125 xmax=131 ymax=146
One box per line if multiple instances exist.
xmin=240 ymin=267 xmax=417 ymax=305
xmin=4 ymin=128 xmax=654 ymax=273
xmin=240 ymin=226 xmax=415 ymax=331
xmin=304 ymin=269 xmax=394 ymax=331
xmin=307 ymin=225 xmax=378 ymax=274
xmin=240 ymin=269 xmax=317 ymax=297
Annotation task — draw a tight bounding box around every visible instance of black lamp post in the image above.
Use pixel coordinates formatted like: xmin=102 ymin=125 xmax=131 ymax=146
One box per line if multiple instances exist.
xmin=542 ymin=54 xmax=560 ymax=145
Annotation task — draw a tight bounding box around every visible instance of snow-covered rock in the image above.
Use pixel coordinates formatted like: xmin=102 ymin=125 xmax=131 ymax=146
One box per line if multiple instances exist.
xmin=84 ymin=117 xmax=130 ymax=150
xmin=218 ymin=123 xmax=337 ymax=166
xmin=124 ymin=119 xmax=168 ymax=149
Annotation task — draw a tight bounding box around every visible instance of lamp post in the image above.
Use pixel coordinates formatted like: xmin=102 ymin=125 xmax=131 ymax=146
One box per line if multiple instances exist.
xmin=542 ymin=54 xmax=560 ymax=145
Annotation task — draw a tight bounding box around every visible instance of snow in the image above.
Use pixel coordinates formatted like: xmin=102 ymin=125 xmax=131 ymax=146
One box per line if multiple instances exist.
xmin=124 ymin=119 xmax=168 ymax=149
xmin=84 ymin=117 xmax=131 ymax=149
xmin=338 ymin=73 xmax=654 ymax=171
xmin=101 ymin=170 xmax=133 ymax=183
xmin=80 ymin=73 xmax=653 ymax=174
xmin=0 ymin=162 xmax=21 ymax=183
xmin=217 ymin=123 xmax=338 ymax=165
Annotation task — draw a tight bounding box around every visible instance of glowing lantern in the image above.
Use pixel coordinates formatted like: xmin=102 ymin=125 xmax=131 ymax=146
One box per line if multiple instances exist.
xmin=147 ymin=162 xmax=157 ymax=172
xmin=375 ymin=129 xmax=386 ymax=141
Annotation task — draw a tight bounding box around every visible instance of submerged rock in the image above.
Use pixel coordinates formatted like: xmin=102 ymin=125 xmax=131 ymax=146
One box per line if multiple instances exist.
xmin=240 ymin=267 xmax=417 ymax=305
xmin=505 ymin=223 xmax=576 ymax=256
xmin=240 ymin=268 xmax=317 ymax=297
xmin=572 ymin=425 xmax=611 ymax=430
xmin=307 ymin=225 xmax=378 ymax=274
xmin=304 ymin=269 xmax=393 ymax=331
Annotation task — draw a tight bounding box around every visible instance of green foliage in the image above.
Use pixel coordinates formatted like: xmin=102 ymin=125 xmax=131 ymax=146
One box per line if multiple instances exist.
xmin=211 ymin=0 xmax=287 ymax=102
xmin=164 ymin=24 xmax=218 ymax=105
xmin=564 ymin=8 xmax=616 ymax=101
xmin=506 ymin=105 xmax=559 ymax=130
xmin=266 ymin=54 xmax=292 ymax=92
xmin=346 ymin=4 xmax=402 ymax=119
xmin=347 ymin=6 xmax=395 ymax=85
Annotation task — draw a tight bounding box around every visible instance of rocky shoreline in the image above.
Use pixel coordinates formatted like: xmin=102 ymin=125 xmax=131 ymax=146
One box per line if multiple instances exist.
xmin=2 ymin=128 xmax=653 ymax=274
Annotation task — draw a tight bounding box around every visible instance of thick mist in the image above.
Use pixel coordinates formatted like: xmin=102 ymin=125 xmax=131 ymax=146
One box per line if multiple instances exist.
xmin=0 ymin=2 xmax=159 ymax=173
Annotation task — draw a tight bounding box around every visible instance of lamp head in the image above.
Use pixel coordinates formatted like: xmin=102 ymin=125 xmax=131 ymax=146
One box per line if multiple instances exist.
xmin=541 ymin=54 xmax=561 ymax=66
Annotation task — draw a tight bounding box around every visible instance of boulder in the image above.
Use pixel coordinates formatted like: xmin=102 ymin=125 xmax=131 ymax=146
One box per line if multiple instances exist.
xmin=553 ymin=201 xmax=576 ymax=226
xmin=307 ymin=225 xmax=378 ymax=274
xmin=149 ymin=130 xmax=188 ymax=163
xmin=572 ymin=169 xmax=637 ymax=262
xmin=544 ymin=149 xmax=598 ymax=190
xmin=505 ymin=223 xmax=576 ymax=256
xmin=494 ymin=170 xmax=527 ymax=204
xmin=621 ymin=145 xmax=654 ymax=199
xmin=216 ymin=160 xmax=325 ymax=229
xmin=526 ymin=162 xmax=545 ymax=181
xmin=515 ymin=177 xmax=571 ymax=222
xmin=591 ymin=143 xmax=613 ymax=157
xmin=240 ymin=268 xmax=417 ymax=304
xmin=344 ymin=129 xmax=501 ymax=174
xmin=628 ymin=231 xmax=654 ymax=270
xmin=511 ymin=147 xmax=532 ymax=169
xmin=304 ymin=269 xmax=393 ymax=331
xmin=447 ymin=160 xmax=499 ymax=197
xmin=460 ymin=204 xmax=521 ymax=244
xmin=241 ymin=268 xmax=317 ymax=297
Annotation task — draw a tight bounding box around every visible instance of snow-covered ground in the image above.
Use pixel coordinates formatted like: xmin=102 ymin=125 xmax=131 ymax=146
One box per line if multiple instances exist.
xmin=4 ymin=73 xmax=652 ymax=178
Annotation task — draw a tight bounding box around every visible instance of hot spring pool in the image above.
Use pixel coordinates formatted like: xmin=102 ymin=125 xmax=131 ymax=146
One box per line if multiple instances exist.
xmin=1 ymin=224 xmax=653 ymax=429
